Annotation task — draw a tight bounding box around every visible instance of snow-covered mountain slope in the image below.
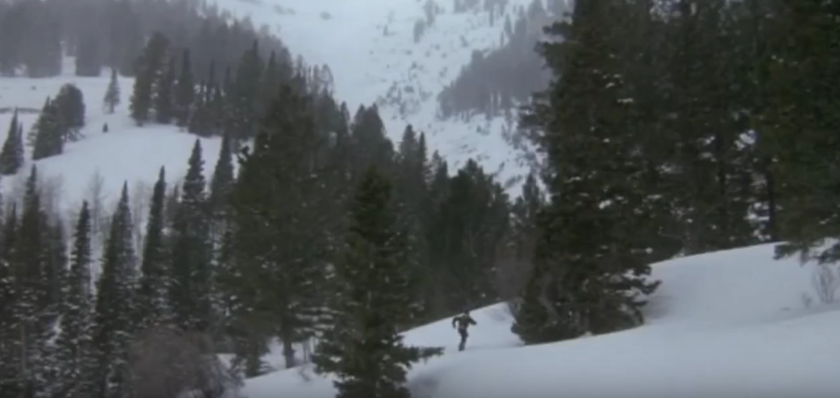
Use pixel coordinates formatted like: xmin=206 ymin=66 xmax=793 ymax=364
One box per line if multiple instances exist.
xmin=240 ymin=243 xmax=840 ymax=398
xmin=0 ymin=65 xmax=223 ymax=220
xmin=0 ymin=0 xmax=546 ymax=218
xmin=213 ymin=0 xmax=544 ymax=191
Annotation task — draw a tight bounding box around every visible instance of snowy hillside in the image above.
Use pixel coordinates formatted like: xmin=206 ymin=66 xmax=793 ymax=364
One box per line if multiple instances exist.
xmin=241 ymin=243 xmax=840 ymax=397
xmin=0 ymin=0 xmax=551 ymax=218
xmin=212 ymin=0 xmax=548 ymax=191
xmin=0 ymin=63 xmax=223 ymax=220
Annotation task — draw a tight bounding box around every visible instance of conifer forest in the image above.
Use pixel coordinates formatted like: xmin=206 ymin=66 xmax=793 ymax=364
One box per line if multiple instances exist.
xmin=0 ymin=0 xmax=838 ymax=397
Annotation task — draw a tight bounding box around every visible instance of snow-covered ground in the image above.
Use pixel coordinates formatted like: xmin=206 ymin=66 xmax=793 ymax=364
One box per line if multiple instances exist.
xmin=0 ymin=63 xmax=223 ymax=219
xmin=214 ymin=0 xmax=543 ymax=190
xmin=241 ymin=243 xmax=840 ymax=398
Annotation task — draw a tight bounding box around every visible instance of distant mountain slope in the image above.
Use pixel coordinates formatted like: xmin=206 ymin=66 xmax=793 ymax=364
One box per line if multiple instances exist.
xmin=212 ymin=0 xmax=561 ymax=191
xmin=0 ymin=67 xmax=223 ymax=263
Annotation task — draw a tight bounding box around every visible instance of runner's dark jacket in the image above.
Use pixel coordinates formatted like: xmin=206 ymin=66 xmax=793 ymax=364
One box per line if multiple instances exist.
xmin=452 ymin=313 xmax=477 ymax=331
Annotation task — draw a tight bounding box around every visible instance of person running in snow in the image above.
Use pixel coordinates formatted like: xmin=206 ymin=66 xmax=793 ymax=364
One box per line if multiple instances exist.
xmin=452 ymin=310 xmax=477 ymax=351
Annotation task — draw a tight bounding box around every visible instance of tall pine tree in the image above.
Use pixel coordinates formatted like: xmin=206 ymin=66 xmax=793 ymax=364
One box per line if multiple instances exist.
xmin=136 ymin=167 xmax=169 ymax=331
xmin=175 ymin=49 xmax=195 ymax=127
xmin=0 ymin=205 xmax=19 ymax=396
xmin=228 ymin=85 xmax=329 ymax=371
xmin=130 ymin=33 xmax=169 ymax=126
xmin=766 ymin=0 xmax=840 ymax=264
xmin=12 ymin=166 xmax=55 ymax=398
xmin=513 ymin=0 xmax=660 ymax=343
xmin=104 ymin=68 xmax=121 ymax=114
xmin=90 ymin=183 xmax=137 ymax=398
xmin=0 ymin=109 xmax=24 ymax=175
xmin=32 ymin=97 xmax=65 ymax=160
xmin=154 ymin=57 xmax=176 ymax=124
xmin=55 ymin=201 xmax=94 ymax=398
xmin=313 ymin=166 xmax=442 ymax=398
xmin=169 ymin=140 xmax=214 ymax=332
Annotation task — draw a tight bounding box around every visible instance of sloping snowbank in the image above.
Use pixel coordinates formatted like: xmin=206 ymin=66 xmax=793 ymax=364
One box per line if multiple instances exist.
xmin=241 ymin=243 xmax=840 ymax=398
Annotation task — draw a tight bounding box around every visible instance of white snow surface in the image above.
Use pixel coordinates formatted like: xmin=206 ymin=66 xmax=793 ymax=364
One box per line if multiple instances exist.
xmin=241 ymin=243 xmax=840 ymax=398
xmin=0 ymin=63 xmax=224 ymax=221
xmin=213 ymin=0 xmax=543 ymax=191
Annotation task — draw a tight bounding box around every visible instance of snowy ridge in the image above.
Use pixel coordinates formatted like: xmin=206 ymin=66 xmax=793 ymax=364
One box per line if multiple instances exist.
xmin=240 ymin=243 xmax=840 ymax=397
xmin=212 ymin=0 xmax=543 ymax=191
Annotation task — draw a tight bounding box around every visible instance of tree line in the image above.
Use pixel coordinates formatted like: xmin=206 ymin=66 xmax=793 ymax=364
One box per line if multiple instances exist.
xmin=0 ymin=0 xmax=291 ymax=82
xmin=0 ymin=82 xmax=88 ymax=174
xmin=126 ymin=31 xmax=333 ymax=142
xmin=512 ymin=0 xmax=840 ymax=343
xmin=0 ymin=36 xmax=523 ymax=398
xmin=436 ymin=0 xmax=561 ymax=121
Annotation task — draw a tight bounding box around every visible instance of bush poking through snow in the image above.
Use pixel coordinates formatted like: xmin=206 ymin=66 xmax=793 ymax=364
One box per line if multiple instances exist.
xmin=128 ymin=325 xmax=239 ymax=398
xmin=297 ymin=365 xmax=313 ymax=382
xmin=811 ymin=264 xmax=839 ymax=305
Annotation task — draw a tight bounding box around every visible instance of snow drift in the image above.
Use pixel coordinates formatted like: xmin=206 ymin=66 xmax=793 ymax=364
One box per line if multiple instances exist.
xmin=241 ymin=243 xmax=840 ymax=398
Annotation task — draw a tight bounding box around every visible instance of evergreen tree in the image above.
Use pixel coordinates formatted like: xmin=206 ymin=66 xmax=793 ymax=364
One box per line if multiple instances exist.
xmin=225 ymin=41 xmax=263 ymax=140
xmin=259 ymin=51 xmax=281 ymax=116
xmin=169 ymin=140 xmax=214 ymax=332
xmin=313 ymin=167 xmax=442 ymax=398
xmin=136 ymin=167 xmax=169 ymax=331
xmin=90 ymin=183 xmax=137 ymax=398
xmin=514 ymin=0 xmax=660 ymax=342
xmin=130 ymin=32 xmax=169 ymax=126
xmin=12 ymin=166 xmax=55 ymax=397
xmin=75 ymin=31 xmax=102 ymax=77
xmin=510 ymin=173 xmax=541 ymax=260
xmin=0 ymin=205 xmax=19 ymax=396
xmin=510 ymin=259 xmax=562 ymax=343
xmin=209 ymin=131 xmax=235 ymax=325
xmin=228 ymin=85 xmax=329 ymax=371
xmin=104 ymin=68 xmax=121 ymax=114
xmin=44 ymin=218 xmax=68 ymax=323
xmin=175 ymin=49 xmax=195 ymax=127
xmin=209 ymin=78 xmax=226 ymax=136
xmin=54 ymin=83 xmax=86 ymax=141
xmin=766 ymin=0 xmax=840 ymax=264
xmin=349 ymin=105 xmax=394 ymax=180
xmin=32 ymin=97 xmax=65 ymax=160
xmin=727 ymin=0 xmax=781 ymax=243
xmin=208 ymin=131 xmax=234 ymax=217
xmin=188 ymin=81 xmax=209 ymax=136
xmin=426 ymin=160 xmax=510 ymax=314
xmin=23 ymin=5 xmax=62 ymax=78
xmin=164 ymin=184 xmax=180 ymax=232
xmin=394 ymin=125 xmax=433 ymax=319
xmin=154 ymin=57 xmax=176 ymax=124
xmin=55 ymin=201 xmax=94 ymax=398
xmin=662 ymin=0 xmax=756 ymax=253
xmin=0 ymin=109 xmax=24 ymax=175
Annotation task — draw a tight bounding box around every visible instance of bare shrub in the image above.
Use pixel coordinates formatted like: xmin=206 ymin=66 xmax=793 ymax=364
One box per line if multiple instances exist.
xmin=6 ymin=169 xmax=28 ymax=203
xmin=811 ymin=264 xmax=839 ymax=305
xmin=296 ymin=364 xmax=312 ymax=382
xmin=85 ymin=170 xmax=109 ymax=242
xmin=128 ymin=326 xmax=240 ymax=398
xmin=130 ymin=180 xmax=150 ymax=254
xmin=801 ymin=292 xmax=813 ymax=308
xmin=39 ymin=174 xmax=64 ymax=218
